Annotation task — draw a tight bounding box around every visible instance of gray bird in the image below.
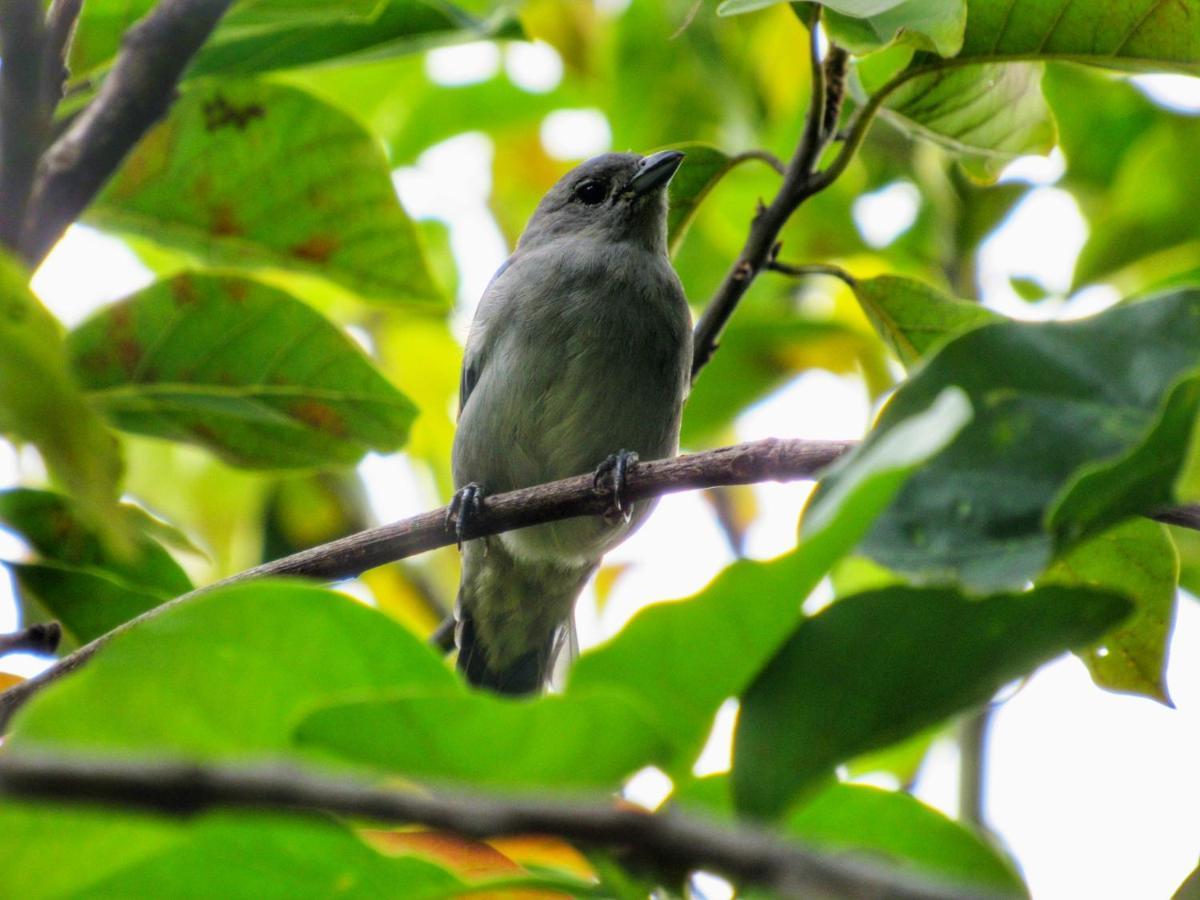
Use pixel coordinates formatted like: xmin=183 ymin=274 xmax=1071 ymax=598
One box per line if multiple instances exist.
xmin=450 ymin=150 xmax=692 ymax=694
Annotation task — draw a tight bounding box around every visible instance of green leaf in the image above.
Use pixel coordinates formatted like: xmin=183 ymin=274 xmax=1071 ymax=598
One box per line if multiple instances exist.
xmin=295 ymin=689 xmax=671 ymax=790
xmin=818 ymin=290 xmax=1200 ymax=590
xmin=0 ymin=488 xmax=192 ymax=644
xmin=566 ymin=388 xmax=971 ymax=771
xmin=0 ymin=805 xmax=464 ymax=900
xmin=88 ymin=81 xmax=441 ymax=308
xmin=69 ymin=0 xmax=517 ymax=79
xmin=820 ymin=0 xmax=967 ymax=56
xmin=0 ymin=254 xmax=122 ymax=529
xmin=956 ymin=0 xmax=1200 ymax=74
xmin=7 ymin=581 xmax=455 ymax=758
xmin=883 ymin=63 xmax=1056 ymax=175
xmin=666 ymin=145 xmax=779 ymax=258
xmin=851 ymin=275 xmax=1000 ymax=368
xmin=67 ymin=274 xmax=416 ymax=469
xmin=732 ymin=584 xmax=1131 ymax=817
xmin=787 ymin=783 xmax=1025 ymax=895
xmin=1040 ymin=519 xmax=1178 ymax=704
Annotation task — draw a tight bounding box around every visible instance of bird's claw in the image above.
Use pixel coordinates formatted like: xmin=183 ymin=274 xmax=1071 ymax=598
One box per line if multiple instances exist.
xmin=593 ymin=450 xmax=638 ymax=524
xmin=446 ymin=482 xmax=484 ymax=549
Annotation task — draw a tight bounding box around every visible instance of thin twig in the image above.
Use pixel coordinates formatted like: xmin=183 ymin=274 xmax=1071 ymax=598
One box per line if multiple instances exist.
xmin=767 ymin=260 xmax=857 ymax=287
xmin=731 ymin=148 xmax=787 ymax=175
xmin=0 ymin=0 xmax=49 ymax=250
xmin=20 ymin=0 xmax=235 ymax=265
xmin=41 ymin=0 xmax=85 ymax=113
xmin=0 ymin=753 xmax=995 ymax=900
xmin=690 ymin=9 xmax=843 ymax=379
xmin=0 ymin=622 xmax=61 ymax=657
xmin=0 ymin=438 xmax=854 ymax=730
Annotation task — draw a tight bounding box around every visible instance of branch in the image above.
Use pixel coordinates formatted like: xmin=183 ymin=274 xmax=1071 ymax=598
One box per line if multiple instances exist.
xmin=19 ymin=0 xmax=235 ymax=265
xmin=690 ymin=9 xmax=842 ymax=379
xmin=0 ymin=753 xmax=993 ymax=900
xmin=41 ymin=0 xmax=85 ymax=114
xmin=0 ymin=622 xmax=61 ymax=657
xmin=0 ymin=0 xmax=49 ymax=250
xmin=0 ymin=438 xmax=854 ymax=729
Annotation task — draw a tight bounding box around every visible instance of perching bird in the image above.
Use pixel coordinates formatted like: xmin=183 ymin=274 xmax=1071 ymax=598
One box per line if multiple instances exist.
xmin=449 ymin=150 xmax=692 ymax=694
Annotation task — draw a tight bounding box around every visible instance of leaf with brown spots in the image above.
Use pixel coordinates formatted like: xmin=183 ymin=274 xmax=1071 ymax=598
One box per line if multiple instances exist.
xmin=88 ymin=80 xmax=443 ymax=308
xmin=68 ymin=274 xmax=416 ymax=469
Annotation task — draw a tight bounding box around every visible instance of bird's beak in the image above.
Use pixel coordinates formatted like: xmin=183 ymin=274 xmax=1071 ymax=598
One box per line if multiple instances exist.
xmin=629 ymin=150 xmax=685 ymax=196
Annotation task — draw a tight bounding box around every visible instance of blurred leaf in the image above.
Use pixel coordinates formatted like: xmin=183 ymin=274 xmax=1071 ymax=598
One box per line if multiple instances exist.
xmin=851 ymin=274 xmax=1000 ymax=368
xmin=817 ymin=290 xmax=1200 ymax=590
xmin=0 ymin=488 xmax=193 ymax=644
xmin=1041 ymin=519 xmax=1178 ymax=704
xmin=1073 ymin=119 xmax=1200 ymax=288
xmin=7 ymin=581 xmax=454 ymax=757
xmin=733 ymin=584 xmax=1130 ymax=817
xmin=261 ymin=471 xmax=370 ymax=561
xmin=88 ymin=81 xmax=442 ymax=307
xmin=667 ymin=145 xmax=780 ymax=257
xmin=0 ymin=254 xmax=122 ymax=530
xmin=1009 ymin=276 xmax=1049 ymax=302
xmin=68 ymin=274 xmax=416 ymax=469
xmin=295 ymin=689 xmax=670 ymax=790
xmin=1176 ymin=861 xmax=1200 ymax=900
xmin=70 ymin=0 xmax=517 ymax=79
xmin=883 ymin=63 xmax=1056 ymax=176
xmin=0 ymin=805 xmax=465 ymax=900
xmin=567 ymin=389 xmax=970 ymax=771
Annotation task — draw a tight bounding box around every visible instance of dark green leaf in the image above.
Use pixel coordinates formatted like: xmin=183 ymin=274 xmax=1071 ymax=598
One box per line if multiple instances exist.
xmin=818 ymin=290 xmax=1200 ymax=590
xmin=851 ymin=275 xmax=1000 ymax=368
xmin=7 ymin=581 xmax=454 ymax=757
xmin=567 ymin=389 xmax=970 ymax=770
xmin=295 ymin=689 xmax=671 ymax=790
xmin=1041 ymin=519 xmax=1178 ymax=704
xmin=0 ymin=254 xmax=122 ymax=529
xmin=88 ymin=81 xmax=442 ymax=307
xmin=68 ymin=274 xmax=416 ymax=469
xmin=732 ymin=584 xmax=1130 ymax=817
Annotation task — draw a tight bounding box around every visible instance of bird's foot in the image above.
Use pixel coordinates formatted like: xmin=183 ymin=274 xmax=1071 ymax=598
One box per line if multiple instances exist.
xmin=593 ymin=450 xmax=639 ymax=525
xmin=446 ymin=482 xmax=485 ymax=549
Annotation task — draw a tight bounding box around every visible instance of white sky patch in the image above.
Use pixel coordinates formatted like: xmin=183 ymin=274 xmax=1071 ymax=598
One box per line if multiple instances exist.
xmin=999 ymin=147 xmax=1066 ymax=186
xmin=505 ymin=40 xmax=564 ymax=94
xmin=540 ymin=108 xmax=612 ymax=161
xmin=623 ymin=765 xmax=674 ymax=810
xmin=31 ymin=225 xmax=154 ymax=327
xmin=357 ymin=452 xmax=439 ymax=525
xmin=976 ymin=186 xmax=1088 ymax=319
xmin=852 ymin=179 xmax=920 ymax=248
xmin=1131 ymin=73 xmax=1200 ymax=114
xmin=693 ymin=698 xmax=739 ymax=777
xmin=424 ymin=41 xmax=501 ymax=86
xmin=735 ymin=371 xmax=870 ymax=559
xmin=392 ymin=133 xmax=509 ymax=324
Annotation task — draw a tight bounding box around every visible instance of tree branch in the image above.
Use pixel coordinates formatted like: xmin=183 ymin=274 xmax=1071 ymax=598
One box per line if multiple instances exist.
xmin=690 ymin=9 xmax=843 ymax=380
xmin=0 ymin=622 xmax=61 ymax=657
xmin=19 ymin=0 xmax=235 ymax=265
xmin=41 ymin=0 xmax=85 ymax=114
xmin=0 ymin=752 xmax=993 ymax=900
xmin=0 ymin=0 xmax=49 ymax=250
xmin=0 ymin=438 xmax=854 ymax=729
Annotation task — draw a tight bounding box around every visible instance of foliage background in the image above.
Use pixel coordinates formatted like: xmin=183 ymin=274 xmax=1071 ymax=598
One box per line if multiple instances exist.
xmin=2 ymin=0 xmax=1200 ymax=897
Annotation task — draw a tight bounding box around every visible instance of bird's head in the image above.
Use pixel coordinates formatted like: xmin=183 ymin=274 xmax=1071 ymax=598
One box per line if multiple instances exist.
xmin=519 ymin=150 xmax=685 ymax=255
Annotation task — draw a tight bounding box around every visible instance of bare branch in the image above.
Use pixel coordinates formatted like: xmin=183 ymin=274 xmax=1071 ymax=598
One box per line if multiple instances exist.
xmin=691 ymin=10 xmax=845 ymax=379
xmin=0 ymin=622 xmax=61 ymax=657
xmin=0 ymin=438 xmax=853 ymax=729
xmin=0 ymin=0 xmax=49 ymax=249
xmin=19 ymin=0 xmax=235 ymax=265
xmin=41 ymin=0 xmax=85 ymax=113
xmin=0 ymin=752 xmax=994 ymax=900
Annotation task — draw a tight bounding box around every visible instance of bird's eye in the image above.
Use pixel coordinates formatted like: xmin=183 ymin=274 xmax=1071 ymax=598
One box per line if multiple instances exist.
xmin=574 ymin=180 xmax=607 ymax=205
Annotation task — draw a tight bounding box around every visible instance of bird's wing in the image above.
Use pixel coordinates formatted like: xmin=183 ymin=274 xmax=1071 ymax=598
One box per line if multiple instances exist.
xmin=457 ymin=255 xmax=515 ymax=419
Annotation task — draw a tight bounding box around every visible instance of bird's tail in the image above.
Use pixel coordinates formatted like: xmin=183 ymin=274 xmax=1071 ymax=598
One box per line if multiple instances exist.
xmin=456 ymin=613 xmax=571 ymax=695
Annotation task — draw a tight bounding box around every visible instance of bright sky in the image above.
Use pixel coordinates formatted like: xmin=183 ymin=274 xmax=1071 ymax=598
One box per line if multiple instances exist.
xmin=4 ymin=38 xmax=1200 ymax=900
